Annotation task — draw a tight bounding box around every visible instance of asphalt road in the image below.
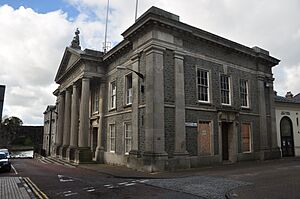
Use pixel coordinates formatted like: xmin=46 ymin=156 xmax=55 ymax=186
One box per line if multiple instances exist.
xmin=0 ymin=159 xmax=201 ymax=199
xmin=1 ymin=157 xmax=300 ymax=199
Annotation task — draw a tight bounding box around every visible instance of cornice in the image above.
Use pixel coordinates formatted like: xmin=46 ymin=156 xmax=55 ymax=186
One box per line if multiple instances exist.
xmin=121 ymin=7 xmax=280 ymax=67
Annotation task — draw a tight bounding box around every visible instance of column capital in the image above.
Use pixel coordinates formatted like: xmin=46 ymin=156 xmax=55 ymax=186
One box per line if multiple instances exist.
xmin=144 ymin=45 xmax=166 ymax=56
xmin=82 ymin=76 xmax=91 ymax=81
xmin=174 ymin=51 xmax=185 ymax=60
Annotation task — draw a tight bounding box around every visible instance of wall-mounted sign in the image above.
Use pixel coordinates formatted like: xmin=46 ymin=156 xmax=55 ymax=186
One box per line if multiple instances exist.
xmin=185 ymin=122 xmax=197 ymax=127
xmin=281 ymin=111 xmax=290 ymax=115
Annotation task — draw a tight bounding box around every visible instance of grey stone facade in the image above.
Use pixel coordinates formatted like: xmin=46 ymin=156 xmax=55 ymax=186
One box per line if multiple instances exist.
xmin=51 ymin=7 xmax=281 ymax=171
xmin=0 ymin=85 xmax=5 ymax=121
xmin=43 ymin=105 xmax=57 ymax=156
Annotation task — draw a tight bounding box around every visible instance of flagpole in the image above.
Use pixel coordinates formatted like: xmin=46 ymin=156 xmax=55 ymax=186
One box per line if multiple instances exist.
xmin=135 ymin=0 xmax=138 ymax=21
xmin=104 ymin=0 xmax=110 ymax=53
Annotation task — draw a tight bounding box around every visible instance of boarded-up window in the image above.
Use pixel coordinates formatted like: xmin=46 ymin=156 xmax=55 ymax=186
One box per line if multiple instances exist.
xmin=241 ymin=123 xmax=251 ymax=152
xmin=198 ymin=121 xmax=212 ymax=156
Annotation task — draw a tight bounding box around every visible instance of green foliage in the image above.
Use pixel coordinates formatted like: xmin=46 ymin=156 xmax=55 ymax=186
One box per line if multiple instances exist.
xmin=0 ymin=116 xmax=23 ymax=146
xmin=2 ymin=116 xmax=23 ymax=127
xmin=24 ymin=137 xmax=34 ymax=146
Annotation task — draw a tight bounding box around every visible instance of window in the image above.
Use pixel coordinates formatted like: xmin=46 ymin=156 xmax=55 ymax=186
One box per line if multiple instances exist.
xmin=125 ymin=73 xmax=133 ymax=105
xmin=198 ymin=121 xmax=212 ymax=156
xmin=92 ymin=88 xmax=99 ymax=113
xmin=110 ymin=81 xmax=116 ymax=109
xmin=241 ymin=123 xmax=251 ymax=153
xmin=197 ymin=68 xmax=210 ymax=102
xmin=109 ymin=124 xmax=116 ymax=152
xmin=220 ymin=75 xmax=231 ymax=105
xmin=124 ymin=123 xmax=132 ymax=154
xmin=240 ymin=79 xmax=249 ymax=108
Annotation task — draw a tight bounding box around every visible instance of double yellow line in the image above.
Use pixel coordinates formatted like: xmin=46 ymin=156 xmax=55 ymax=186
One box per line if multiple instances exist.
xmin=23 ymin=177 xmax=49 ymax=199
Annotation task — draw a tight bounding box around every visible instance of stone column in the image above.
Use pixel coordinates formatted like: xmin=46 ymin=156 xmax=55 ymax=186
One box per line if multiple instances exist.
xmin=268 ymin=79 xmax=281 ymax=158
xmin=131 ymin=54 xmax=140 ymax=154
xmin=56 ymin=93 xmax=65 ymax=157
xmin=70 ymin=84 xmax=79 ymax=147
xmin=258 ymin=76 xmax=269 ymax=160
xmin=67 ymin=84 xmax=79 ymax=161
xmin=144 ymin=46 xmax=167 ymax=172
xmin=95 ymin=82 xmax=106 ymax=162
xmin=61 ymin=89 xmax=71 ymax=158
xmin=174 ymin=51 xmax=188 ymax=155
xmin=79 ymin=78 xmax=90 ymax=147
xmin=75 ymin=77 xmax=92 ymax=163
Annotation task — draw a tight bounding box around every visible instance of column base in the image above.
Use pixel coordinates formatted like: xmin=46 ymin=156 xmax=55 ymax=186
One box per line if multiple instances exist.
xmin=74 ymin=147 xmax=93 ymax=164
xmin=53 ymin=145 xmax=60 ymax=157
xmin=66 ymin=146 xmax=77 ymax=162
xmin=57 ymin=146 xmax=64 ymax=159
xmin=168 ymin=151 xmax=190 ymax=171
xmin=94 ymin=146 xmax=104 ymax=163
xmin=61 ymin=145 xmax=69 ymax=159
xmin=258 ymin=147 xmax=281 ymax=160
xmin=142 ymin=151 xmax=168 ymax=172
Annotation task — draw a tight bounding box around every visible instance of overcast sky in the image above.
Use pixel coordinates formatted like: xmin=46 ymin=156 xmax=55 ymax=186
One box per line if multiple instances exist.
xmin=0 ymin=0 xmax=299 ymax=125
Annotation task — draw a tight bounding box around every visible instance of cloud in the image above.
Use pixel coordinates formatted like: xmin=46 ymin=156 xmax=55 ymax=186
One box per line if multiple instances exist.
xmin=0 ymin=5 xmax=73 ymax=124
xmin=1 ymin=0 xmax=300 ymax=124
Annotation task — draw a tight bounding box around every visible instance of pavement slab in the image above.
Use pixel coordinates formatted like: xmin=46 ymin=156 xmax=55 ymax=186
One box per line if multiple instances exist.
xmin=0 ymin=177 xmax=31 ymax=199
xmin=143 ymin=176 xmax=252 ymax=199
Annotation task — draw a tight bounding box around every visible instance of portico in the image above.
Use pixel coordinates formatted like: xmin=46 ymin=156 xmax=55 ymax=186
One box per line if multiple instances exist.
xmin=53 ymin=30 xmax=105 ymax=163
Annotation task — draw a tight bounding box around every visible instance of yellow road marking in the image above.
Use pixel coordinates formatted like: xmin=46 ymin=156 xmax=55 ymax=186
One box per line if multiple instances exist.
xmin=23 ymin=177 xmax=49 ymax=199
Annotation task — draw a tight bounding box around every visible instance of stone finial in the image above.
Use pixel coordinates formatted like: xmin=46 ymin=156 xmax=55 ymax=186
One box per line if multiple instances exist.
xmin=70 ymin=28 xmax=81 ymax=49
xmin=285 ymin=91 xmax=293 ymax=99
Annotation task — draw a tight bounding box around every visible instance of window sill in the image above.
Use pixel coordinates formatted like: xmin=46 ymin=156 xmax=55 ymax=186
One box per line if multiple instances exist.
xmin=242 ymin=151 xmax=252 ymax=154
xmin=123 ymin=103 xmax=132 ymax=108
xmin=241 ymin=106 xmax=251 ymax=110
xmin=92 ymin=111 xmax=99 ymax=115
xmin=108 ymin=108 xmax=116 ymax=112
xmin=197 ymin=101 xmax=212 ymax=106
xmin=221 ymin=103 xmax=231 ymax=107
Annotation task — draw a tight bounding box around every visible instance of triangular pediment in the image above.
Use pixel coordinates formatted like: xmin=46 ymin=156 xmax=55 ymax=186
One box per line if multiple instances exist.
xmin=54 ymin=47 xmax=82 ymax=83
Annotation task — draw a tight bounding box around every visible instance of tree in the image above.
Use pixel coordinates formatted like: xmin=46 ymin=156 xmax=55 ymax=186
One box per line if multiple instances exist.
xmin=0 ymin=116 xmax=23 ymax=146
xmin=2 ymin=116 xmax=23 ymax=127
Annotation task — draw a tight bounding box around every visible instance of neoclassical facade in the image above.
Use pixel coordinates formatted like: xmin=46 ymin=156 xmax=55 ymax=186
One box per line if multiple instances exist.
xmin=53 ymin=7 xmax=281 ymax=171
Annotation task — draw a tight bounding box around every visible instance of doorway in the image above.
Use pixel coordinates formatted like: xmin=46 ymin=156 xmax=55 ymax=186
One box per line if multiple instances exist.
xmin=222 ymin=123 xmax=229 ymax=160
xmin=280 ymin=117 xmax=294 ymax=157
xmin=92 ymin=127 xmax=98 ymax=158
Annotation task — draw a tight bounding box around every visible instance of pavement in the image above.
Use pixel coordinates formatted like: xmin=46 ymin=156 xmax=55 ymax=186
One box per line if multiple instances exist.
xmin=0 ymin=177 xmax=32 ymax=199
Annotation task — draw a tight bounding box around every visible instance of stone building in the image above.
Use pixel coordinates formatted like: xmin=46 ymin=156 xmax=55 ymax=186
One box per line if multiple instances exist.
xmin=0 ymin=85 xmax=5 ymax=121
xmin=275 ymin=92 xmax=300 ymax=157
xmin=53 ymin=7 xmax=281 ymax=171
xmin=43 ymin=105 xmax=57 ymax=156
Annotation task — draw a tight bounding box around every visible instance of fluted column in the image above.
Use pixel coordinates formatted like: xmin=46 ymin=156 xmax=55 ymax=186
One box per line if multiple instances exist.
xmin=79 ymin=78 xmax=90 ymax=147
xmin=63 ymin=89 xmax=71 ymax=146
xmin=56 ymin=93 xmax=65 ymax=156
xmin=70 ymin=84 xmax=79 ymax=147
